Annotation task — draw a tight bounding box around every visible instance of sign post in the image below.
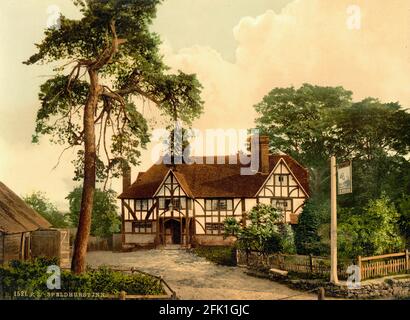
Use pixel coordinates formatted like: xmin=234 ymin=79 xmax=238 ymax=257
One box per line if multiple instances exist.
xmin=337 ymin=161 xmax=352 ymax=195
xmin=330 ymin=156 xmax=339 ymax=284
xmin=330 ymin=158 xmax=352 ymax=284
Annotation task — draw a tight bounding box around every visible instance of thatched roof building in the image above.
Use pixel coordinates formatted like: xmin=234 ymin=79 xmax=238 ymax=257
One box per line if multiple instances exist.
xmin=0 ymin=181 xmax=51 ymax=234
xmin=0 ymin=181 xmax=51 ymax=263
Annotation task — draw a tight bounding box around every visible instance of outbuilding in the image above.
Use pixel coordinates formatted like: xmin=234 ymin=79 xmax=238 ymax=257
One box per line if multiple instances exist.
xmin=0 ymin=181 xmax=51 ymax=264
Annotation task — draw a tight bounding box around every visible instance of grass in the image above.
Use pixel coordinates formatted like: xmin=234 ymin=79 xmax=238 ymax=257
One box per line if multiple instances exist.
xmin=193 ymin=246 xmax=237 ymax=266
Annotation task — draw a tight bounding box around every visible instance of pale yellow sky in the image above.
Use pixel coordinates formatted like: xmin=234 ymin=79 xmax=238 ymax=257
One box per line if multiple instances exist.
xmin=0 ymin=0 xmax=409 ymax=210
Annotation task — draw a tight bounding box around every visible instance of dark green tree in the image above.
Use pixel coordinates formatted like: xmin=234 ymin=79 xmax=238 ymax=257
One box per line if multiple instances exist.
xmin=398 ymin=195 xmax=410 ymax=246
xmin=295 ymin=197 xmax=330 ymax=256
xmin=23 ymin=192 xmax=69 ymax=228
xmin=66 ymin=187 xmax=120 ymax=237
xmin=24 ymin=0 xmax=203 ymax=273
xmin=255 ymin=85 xmax=410 ymax=201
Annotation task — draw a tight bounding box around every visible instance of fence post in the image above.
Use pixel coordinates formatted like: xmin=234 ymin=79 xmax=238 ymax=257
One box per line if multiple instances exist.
xmin=309 ymin=254 xmax=313 ymax=273
xmin=357 ymin=256 xmax=362 ymax=282
xmin=119 ymin=291 xmax=126 ymax=300
xmin=406 ymin=249 xmax=409 ymax=271
xmin=318 ymin=287 xmax=325 ymax=300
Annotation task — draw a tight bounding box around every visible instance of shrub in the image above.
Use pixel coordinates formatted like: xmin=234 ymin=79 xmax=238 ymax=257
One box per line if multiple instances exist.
xmin=0 ymin=258 xmax=164 ymax=299
xmin=193 ymin=246 xmax=237 ymax=266
xmin=338 ymin=195 xmax=404 ymax=259
xmin=224 ymin=204 xmax=296 ymax=255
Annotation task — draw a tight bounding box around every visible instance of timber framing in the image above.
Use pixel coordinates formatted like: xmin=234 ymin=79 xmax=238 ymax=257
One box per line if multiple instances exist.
xmin=120 ymin=153 xmax=310 ymax=247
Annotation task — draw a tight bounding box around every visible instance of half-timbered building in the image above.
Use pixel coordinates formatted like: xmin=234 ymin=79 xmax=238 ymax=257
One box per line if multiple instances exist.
xmin=119 ymin=137 xmax=309 ymax=248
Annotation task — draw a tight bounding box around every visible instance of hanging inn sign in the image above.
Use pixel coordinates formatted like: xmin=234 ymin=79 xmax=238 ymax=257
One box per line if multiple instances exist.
xmin=337 ymin=160 xmax=352 ymax=195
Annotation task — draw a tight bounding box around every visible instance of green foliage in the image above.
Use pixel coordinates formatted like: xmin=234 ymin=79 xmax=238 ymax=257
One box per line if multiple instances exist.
xmin=66 ymin=187 xmax=120 ymax=237
xmin=280 ymin=224 xmax=297 ymax=254
xmin=295 ymin=197 xmax=330 ymax=256
xmin=255 ymin=84 xmax=410 ymax=204
xmin=254 ymin=84 xmax=353 ymax=171
xmin=0 ymin=258 xmax=164 ymax=299
xmin=224 ymin=204 xmax=296 ymax=254
xmin=255 ymin=83 xmax=410 ymax=257
xmin=398 ymin=195 xmax=410 ymax=244
xmin=23 ymin=192 xmax=70 ymax=228
xmin=338 ymin=196 xmax=404 ymax=259
xmin=193 ymin=246 xmax=237 ymax=266
xmin=25 ymin=0 xmax=204 ymax=181
xmin=223 ymin=217 xmax=242 ymax=237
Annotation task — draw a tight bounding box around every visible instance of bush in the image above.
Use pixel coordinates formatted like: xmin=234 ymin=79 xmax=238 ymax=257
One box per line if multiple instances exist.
xmin=338 ymin=195 xmax=404 ymax=259
xmin=0 ymin=258 xmax=165 ymax=299
xmin=224 ymin=204 xmax=296 ymax=255
xmin=193 ymin=246 xmax=237 ymax=266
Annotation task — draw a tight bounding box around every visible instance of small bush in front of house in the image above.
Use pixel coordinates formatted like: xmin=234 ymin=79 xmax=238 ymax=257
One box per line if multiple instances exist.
xmin=0 ymin=258 xmax=164 ymax=299
xmin=193 ymin=246 xmax=237 ymax=266
xmin=224 ymin=204 xmax=296 ymax=255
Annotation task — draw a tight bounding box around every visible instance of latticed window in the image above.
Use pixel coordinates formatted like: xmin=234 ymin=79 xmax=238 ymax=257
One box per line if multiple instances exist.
xmin=159 ymin=197 xmax=186 ymax=210
xmin=271 ymin=198 xmax=292 ymax=211
xmin=135 ymin=199 xmax=148 ymax=210
xmin=205 ymin=199 xmax=233 ymax=211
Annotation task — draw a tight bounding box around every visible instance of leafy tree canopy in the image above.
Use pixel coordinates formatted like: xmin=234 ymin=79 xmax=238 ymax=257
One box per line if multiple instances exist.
xmin=25 ymin=0 xmax=204 ymax=273
xmin=66 ymin=187 xmax=120 ymax=237
xmin=25 ymin=0 xmax=204 ymax=182
xmin=255 ymin=84 xmax=410 ymax=206
xmin=23 ymin=191 xmax=70 ymax=228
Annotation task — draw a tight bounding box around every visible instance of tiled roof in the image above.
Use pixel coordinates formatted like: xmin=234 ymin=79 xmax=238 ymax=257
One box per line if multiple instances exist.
xmin=119 ymin=154 xmax=309 ymax=199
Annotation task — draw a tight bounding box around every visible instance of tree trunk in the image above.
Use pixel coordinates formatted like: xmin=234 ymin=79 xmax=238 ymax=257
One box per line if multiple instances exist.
xmin=71 ymin=70 xmax=99 ymax=274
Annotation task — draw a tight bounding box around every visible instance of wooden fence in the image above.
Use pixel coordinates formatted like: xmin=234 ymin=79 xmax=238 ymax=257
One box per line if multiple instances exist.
xmin=87 ymin=236 xmax=111 ymax=251
xmin=102 ymin=267 xmax=177 ymax=300
xmin=239 ymin=250 xmax=410 ymax=281
xmin=358 ymin=250 xmax=409 ymax=280
xmin=238 ymin=250 xmax=351 ymax=279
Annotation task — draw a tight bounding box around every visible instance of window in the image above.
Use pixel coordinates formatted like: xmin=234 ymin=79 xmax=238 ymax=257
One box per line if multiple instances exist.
xmin=205 ymin=199 xmax=233 ymax=211
xmin=274 ymin=174 xmax=288 ymax=185
xmin=271 ymin=199 xmax=292 ymax=211
xmin=135 ymin=200 xmax=148 ymax=210
xmin=205 ymin=223 xmax=224 ymax=231
xmin=219 ymin=199 xmax=227 ymax=210
xmin=133 ymin=221 xmax=152 ymax=229
xmin=132 ymin=221 xmax=153 ymax=233
xmin=159 ymin=198 xmax=186 ymax=210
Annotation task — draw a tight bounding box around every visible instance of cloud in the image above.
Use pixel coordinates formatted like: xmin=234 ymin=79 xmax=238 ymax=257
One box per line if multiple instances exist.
xmin=1 ymin=0 xmax=409 ymax=209
xmin=161 ymin=0 xmax=410 ymax=133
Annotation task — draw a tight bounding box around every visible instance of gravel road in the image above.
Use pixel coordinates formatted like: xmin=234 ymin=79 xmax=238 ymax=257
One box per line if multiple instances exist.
xmin=86 ymin=249 xmax=317 ymax=300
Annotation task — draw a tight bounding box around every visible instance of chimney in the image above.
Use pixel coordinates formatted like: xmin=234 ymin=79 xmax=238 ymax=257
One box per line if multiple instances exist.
xmin=259 ymin=136 xmax=270 ymax=174
xmin=122 ymin=163 xmax=131 ymax=192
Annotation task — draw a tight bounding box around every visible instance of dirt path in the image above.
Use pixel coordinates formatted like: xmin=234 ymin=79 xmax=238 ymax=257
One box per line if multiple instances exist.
xmin=86 ymin=249 xmax=317 ymax=300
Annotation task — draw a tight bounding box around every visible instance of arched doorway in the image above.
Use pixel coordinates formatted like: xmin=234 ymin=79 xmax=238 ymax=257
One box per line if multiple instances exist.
xmin=164 ymin=219 xmax=181 ymax=244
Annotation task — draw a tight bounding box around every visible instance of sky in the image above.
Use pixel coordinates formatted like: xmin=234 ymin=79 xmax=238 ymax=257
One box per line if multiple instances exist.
xmin=0 ymin=0 xmax=409 ymax=210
